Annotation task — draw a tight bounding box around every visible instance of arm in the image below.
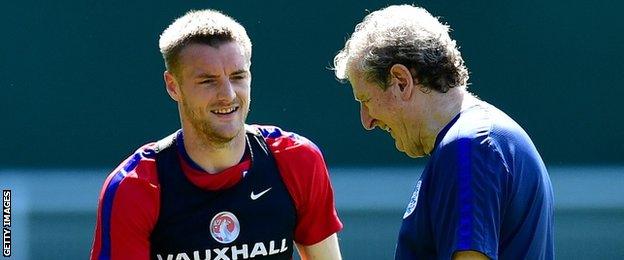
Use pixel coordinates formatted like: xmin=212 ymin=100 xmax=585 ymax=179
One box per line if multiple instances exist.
xmin=90 ymin=151 xmax=160 ymax=260
xmin=296 ymin=233 xmax=342 ymax=260
xmin=258 ymin=126 xmax=343 ymax=257
xmin=427 ymin=138 xmax=508 ymax=259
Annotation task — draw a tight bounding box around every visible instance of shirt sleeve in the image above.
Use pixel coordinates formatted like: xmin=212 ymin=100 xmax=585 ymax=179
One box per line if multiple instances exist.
xmin=90 ymin=150 xmax=160 ymax=260
xmin=266 ymin=130 xmax=343 ymax=245
xmin=428 ymin=137 xmax=510 ymax=259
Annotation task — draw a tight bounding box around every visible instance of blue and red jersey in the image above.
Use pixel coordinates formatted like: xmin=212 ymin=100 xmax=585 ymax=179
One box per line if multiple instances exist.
xmin=90 ymin=125 xmax=342 ymax=260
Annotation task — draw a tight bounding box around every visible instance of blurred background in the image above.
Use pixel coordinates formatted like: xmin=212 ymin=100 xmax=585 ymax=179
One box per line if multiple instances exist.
xmin=1 ymin=0 xmax=623 ymax=259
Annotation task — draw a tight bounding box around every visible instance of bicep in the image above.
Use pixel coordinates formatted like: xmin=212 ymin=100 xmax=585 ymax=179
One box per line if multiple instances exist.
xmin=428 ymin=139 xmax=508 ymax=258
xmin=275 ymin=142 xmax=343 ymax=244
xmin=92 ymin=175 xmax=158 ymax=260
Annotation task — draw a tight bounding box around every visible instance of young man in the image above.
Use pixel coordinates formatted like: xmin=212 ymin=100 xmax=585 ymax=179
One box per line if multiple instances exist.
xmin=91 ymin=9 xmax=342 ymax=260
xmin=334 ymin=5 xmax=554 ymax=260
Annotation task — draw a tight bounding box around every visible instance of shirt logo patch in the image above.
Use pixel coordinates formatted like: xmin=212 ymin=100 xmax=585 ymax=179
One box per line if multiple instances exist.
xmin=250 ymin=187 xmax=272 ymax=200
xmin=403 ymin=180 xmax=422 ymax=219
xmin=210 ymin=211 xmax=240 ymax=244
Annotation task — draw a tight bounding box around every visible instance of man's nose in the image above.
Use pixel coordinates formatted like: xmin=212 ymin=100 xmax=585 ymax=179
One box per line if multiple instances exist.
xmin=360 ymin=103 xmax=375 ymax=130
xmin=217 ymin=80 xmax=236 ymax=102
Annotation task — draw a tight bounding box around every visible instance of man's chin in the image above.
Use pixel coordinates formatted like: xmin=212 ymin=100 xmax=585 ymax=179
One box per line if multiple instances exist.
xmin=394 ymin=138 xmax=407 ymax=153
xmin=214 ymin=125 xmax=245 ymax=140
xmin=196 ymin=123 xmax=245 ymax=144
xmin=396 ymin=141 xmax=425 ymax=158
xmin=404 ymin=150 xmax=425 ymax=158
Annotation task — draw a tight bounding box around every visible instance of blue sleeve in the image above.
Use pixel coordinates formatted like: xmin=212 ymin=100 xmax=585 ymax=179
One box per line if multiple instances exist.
xmin=427 ymin=137 xmax=510 ymax=260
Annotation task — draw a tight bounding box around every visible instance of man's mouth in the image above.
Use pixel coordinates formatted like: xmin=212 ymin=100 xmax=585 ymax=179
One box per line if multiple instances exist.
xmin=380 ymin=124 xmax=391 ymax=133
xmin=211 ymin=106 xmax=239 ymax=115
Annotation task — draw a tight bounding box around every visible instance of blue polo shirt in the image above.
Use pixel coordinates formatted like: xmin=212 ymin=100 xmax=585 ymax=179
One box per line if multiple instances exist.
xmin=396 ymin=100 xmax=554 ymax=260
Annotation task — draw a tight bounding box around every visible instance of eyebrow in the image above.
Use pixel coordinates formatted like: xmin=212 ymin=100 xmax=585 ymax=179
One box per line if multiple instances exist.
xmin=194 ymin=69 xmax=249 ymax=79
xmin=195 ymin=73 xmax=219 ymax=79
xmin=230 ymin=69 xmax=249 ymax=76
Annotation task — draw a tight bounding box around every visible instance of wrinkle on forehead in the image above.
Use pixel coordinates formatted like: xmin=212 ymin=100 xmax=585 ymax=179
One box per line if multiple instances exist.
xmin=178 ymin=42 xmax=250 ymax=79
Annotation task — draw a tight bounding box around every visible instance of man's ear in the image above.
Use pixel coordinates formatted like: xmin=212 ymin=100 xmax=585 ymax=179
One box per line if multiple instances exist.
xmin=164 ymin=71 xmax=181 ymax=102
xmin=389 ymin=64 xmax=414 ymax=101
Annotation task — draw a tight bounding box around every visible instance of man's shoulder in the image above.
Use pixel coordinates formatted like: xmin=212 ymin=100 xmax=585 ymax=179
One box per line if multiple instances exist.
xmin=440 ymin=102 xmax=527 ymax=147
xmin=437 ymin=105 xmax=492 ymax=153
xmin=248 ymin=124 xmax=323 ymax=157
xmin=102 ymin=143 xmax=160 ymax=192
xmin=433 ymin=102 xmax=543 ymax=174
xmin=452 ymin=102 xmax=537 ymax=156
xmin=431 ymin=104 xmax=504 ymax=168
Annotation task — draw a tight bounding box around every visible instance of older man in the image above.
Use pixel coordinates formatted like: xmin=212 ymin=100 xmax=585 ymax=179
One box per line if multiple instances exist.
xmin=334 ymin=5 xmax=554 ymax=260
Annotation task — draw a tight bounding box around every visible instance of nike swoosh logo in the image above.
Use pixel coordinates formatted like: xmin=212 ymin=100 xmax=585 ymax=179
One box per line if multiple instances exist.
xmin=250 ymin=187 xmax=272 ymax=200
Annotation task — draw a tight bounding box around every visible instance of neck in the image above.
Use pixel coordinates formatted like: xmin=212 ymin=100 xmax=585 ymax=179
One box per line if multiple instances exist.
xmin=416 ymin=88 xmax=475 ymax=154
xmin=181 ymin=126 xmax=246 ymax=174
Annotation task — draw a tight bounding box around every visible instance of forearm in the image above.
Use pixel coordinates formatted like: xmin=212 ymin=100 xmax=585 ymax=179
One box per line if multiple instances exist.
xmin=296 ymin=233 xmax=342 ymax=260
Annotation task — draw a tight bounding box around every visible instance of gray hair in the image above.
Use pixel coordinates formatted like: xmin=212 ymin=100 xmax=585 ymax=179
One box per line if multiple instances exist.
xmin=159 ymin=9 xmax=252 ymax=76
xmin=334 ymin=5 xmax=468 ymax=92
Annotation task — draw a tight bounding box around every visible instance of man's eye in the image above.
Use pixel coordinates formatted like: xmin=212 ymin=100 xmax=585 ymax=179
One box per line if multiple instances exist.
xmin=200 ymin=80 xmax=216 ymax=85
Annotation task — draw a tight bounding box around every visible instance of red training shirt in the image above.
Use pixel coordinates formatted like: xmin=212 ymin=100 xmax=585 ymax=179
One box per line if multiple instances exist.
xmin=90 ymin=125 xmax=343 ymax=259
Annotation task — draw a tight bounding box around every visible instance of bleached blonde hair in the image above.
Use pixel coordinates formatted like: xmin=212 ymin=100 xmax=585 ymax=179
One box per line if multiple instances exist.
xmin=159 ymin=9 xmax=252 ymax=76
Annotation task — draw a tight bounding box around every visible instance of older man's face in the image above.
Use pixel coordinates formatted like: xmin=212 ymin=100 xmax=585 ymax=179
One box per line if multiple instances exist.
xmin=348 ymin=69 xmax=414 ymax=155
xmin=348 ymin=67 xmax=433 ymax=158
